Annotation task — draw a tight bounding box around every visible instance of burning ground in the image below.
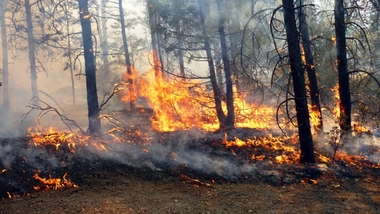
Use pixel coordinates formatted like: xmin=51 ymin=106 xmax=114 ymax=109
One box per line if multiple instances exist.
xmin=1 ymin=125 xmax=380 ymax=213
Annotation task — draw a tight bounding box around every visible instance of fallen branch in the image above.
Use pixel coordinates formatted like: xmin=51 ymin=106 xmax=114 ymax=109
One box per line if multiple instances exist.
xmin=179 ymin=174 xmax=213 ymax=188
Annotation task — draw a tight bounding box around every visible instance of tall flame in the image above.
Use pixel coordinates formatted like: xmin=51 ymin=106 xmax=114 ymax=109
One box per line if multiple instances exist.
xmin=331 ymin=84 xmax=341 ymax=122
xmin=308 ymin=104 xmax=321 ymax=130
xmin=121 ymin=55 xmax=277 ymax=132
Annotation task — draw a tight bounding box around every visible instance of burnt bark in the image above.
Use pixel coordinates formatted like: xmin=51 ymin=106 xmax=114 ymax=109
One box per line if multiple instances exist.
xmin=25 ymin=0 xmax=38 ymax=102
xmin=119 ymin=0 xmax=135 ymax=110
xmin=1 ymin=2 xmax=9 ymax=111
xmin=216 ymin=0 xmax=234 ymax=129
xmin=334 ymin=0 xmax=351 ymax=132
xmin=78 ymin=0 xmax=102 ymax=136
xmin=282 ymin=0 xmax=315 ymax=163
xmin=197 ymin=0 xmax=226 ymax=129
xmin=297 ymin=0 xmax=323 ymax=134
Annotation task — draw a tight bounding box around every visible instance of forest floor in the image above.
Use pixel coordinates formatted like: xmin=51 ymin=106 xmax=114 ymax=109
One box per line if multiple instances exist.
xmin=1 ymin=161 xmax=380 ymax=214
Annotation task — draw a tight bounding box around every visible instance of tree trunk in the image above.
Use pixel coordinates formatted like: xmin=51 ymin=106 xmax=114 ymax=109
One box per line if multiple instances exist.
xmin=1 ymin=2 xmax=9 ymax=111
xmin=100 ymin=0 xmax=110 ymax=85
xmin=64 ymin=0 xmax=75 ymax=105
xmin=119 ymin=0 xmax=135 ymax=110
xmin=174 ymin=8 xmax=185 ymax=79
xmin=78 ymin=0 xmax=102 ymax=136
xmin=334 ymin=0 xmax=351 ymax=132
xmin=282 ymin=0 xmax=315 ymax=163
xmin=216 ymin=0 xmax=234 ymax=129
xmin=297 ymin=0 xmax=323 ymax=134
xmin=155 ymin=16 xmax=165 ymax=73
xmin=25 ymin=0 xmax=38 ymax=102
xmin=147 ymin=1 xmax=164 ymax=79
xmin=230 ymin=6 xmax=242 ymax=93
xmin=212 ymin=39 xmax=223 ymax=90
xmin=197 ymin=0 xmax=226 ymax=129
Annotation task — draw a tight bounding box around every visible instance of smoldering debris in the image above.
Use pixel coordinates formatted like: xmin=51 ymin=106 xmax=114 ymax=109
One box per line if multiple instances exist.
xmin=1 ymin=127 xmax=380 ymax=199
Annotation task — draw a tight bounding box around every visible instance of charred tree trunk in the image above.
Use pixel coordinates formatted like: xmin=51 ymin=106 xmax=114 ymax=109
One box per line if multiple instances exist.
xmin=1 ymin=2 xmax=9 ymax=111
xmin=198 ymin=0 xmax=226 ymax=129
xmin=297 ymin=0 xmax=323 ymax=134
xmin=25 ymin=0 xmax=38 ymax=102
xmin=282 ymin=0 xmax=315 ymax=163
xmin=216 ymin=0 xmax=234 ymax=129
xmin=119 ymin=0 xmax=135 ymax=110
xmin=334 ymin=0 xmax=351 ymax=132
xmin=78 ymin=0 xmax=102 ymax=136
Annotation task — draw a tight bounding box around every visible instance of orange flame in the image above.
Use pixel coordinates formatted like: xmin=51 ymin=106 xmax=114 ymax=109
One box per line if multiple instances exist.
xmin=353 ymin=122 xmax=371 ymax=134
xmin=331 ymin=84 xmax=340 ymax=122
xmin=28 ymin=126 xmax=82 ymax=152
xmin=121 ymin=58 xmax=277 ymax=132
xmin=33 ymin=173 xmax=78 ymax=190
xmin=223 ymin=134 xmax=300 ymax=164
xmin=308 ymin=104 xmax=322 ymax=130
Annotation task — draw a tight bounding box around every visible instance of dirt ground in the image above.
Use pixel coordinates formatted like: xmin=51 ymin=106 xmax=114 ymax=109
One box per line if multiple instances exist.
xmin=1 ymin=166 xmax=380 ymax=214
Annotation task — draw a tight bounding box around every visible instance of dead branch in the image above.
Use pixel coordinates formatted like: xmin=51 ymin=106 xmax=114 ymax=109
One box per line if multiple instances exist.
xmin=22 ymin=96 xmax=85 ymax=133
xmin=179 ymin=174 xmax=213 ymax=188
xmin=99 ymin=83 xmax=125 ymax=111
xmin=99 ymin=114 xmax=124 ymax=128
xmin=38 ymin=90 xmax=66 ymax=114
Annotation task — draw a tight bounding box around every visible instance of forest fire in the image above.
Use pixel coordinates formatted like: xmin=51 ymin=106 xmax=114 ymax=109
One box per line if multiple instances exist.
xmin=2 ymin=0 xmax=380 ymax=211
xmin=0 ymin=63 xmax=376 ymax=201
xmin=1 ymin=63 xmax=378 ymax=200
